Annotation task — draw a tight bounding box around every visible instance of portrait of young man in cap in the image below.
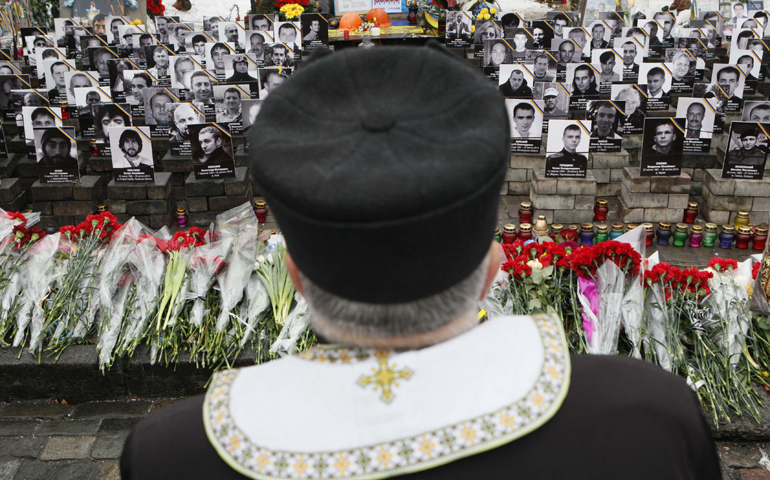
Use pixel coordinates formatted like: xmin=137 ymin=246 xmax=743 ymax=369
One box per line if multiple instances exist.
xmin=722 ymin=121 xmax=769 ymax=179
xmin=536 ymin=84 xmax=568 ymax=126
xmin=120 ymin=42 xmax=722 ymax=480
xmin=546 ymin=119 xmax=590 ymax=177
xmin=225 ymin=55 xmax=259 ymax=83
xmin=34 ymin=125 xmax=79 ymax=183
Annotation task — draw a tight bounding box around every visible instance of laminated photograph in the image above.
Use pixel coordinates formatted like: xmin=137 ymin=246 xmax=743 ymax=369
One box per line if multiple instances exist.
xmin=563 ymin=27 xmax=589 ymax=59
xmin=620 ymin=26 xmax=649 ymax=53
xmin=500 ymin=13 xmax=523 ymax=37
xmin=155 ymin=16 xmax=180 ymax=44
xmin=133 ymin=33 xmax=156 ymax=66
xmin=446 ymin=11 xmax=473 ymax=48
xmin=203 ymin=16 xmax=225 ymax=41
xmin=721 ymin=121 xmax=769 ymax=179
xmin=105 ymin=16 xmax=129 ymax=45
xmin=144 ymin=44 xmax=173 ymax=86
xmin=650 ymin=11 xmax=676 ymax=47
xmin=553 ymin=38 xmax=579 ymax=81
xmin=218 ymin=21 xmax=246 ymax=51
xmin=123 ymin=70 xmax=157 ymax=120
xmin=638 ymin=63 xmax=671 ymax=110
xmin=587 ymin=100 xmax=624 ymax=152
xmin=170 ymin=23 xmax=195 ymax=53
xmin=676 ymin=97 xmax=715 ymax=153
xmin=547 ymin=12 xmax=574 ymax=42
xmin=665 ymin=49 xmax=696 ymax=95
xmin=257 ymin=67 xmax=289 ymax=100
xmin=533 ymin=82 xmax=569 ymax=134
xmin=79 ymin=36 xmax=108 ymax=67
xmin=171 ymin=55 xmax=202 ymax=90
xmin=678 ymin=28 xmax=716 ymax=61
xmin=731 ymin=1 xmax=751 ymax=25
xmin=637 ymin=17 xmax=664 ymax=58
xmin=246 ymin=31 xmax=272 ymax=63
xmin=586 ymin=21 xmax=611 ymax=53
xmin=264 ymin=42 xmax=295 ymax=68
xmin=688 ymin=22 xmax=720 ymax=50
xmin=143 ymin=87 xmax=181 ymax=138
xmin=89 ymin=47 xmax=119 ymax=86
xmin=566 ymin=63 xmax=600 ymax=110
xmin=73 ymin=85 xmax=112 ymax=118
xmin=185 ymin=32 xmax=211 ymax=57
xmin=168 ymin=102 xmax=205 ymax=156
xmin=35 ymin=47 xmax=66 ymax=82
xmin=505 ymin=99 xmax=543 ymax=153
xmin=54 ymin=18 xmax=81 ymax=50
xmin=274 ymin=21 xmax=301 ymax=53
xmin=582 ymin=0 xmax=614 ymax=24
xmin=508 ymin=29 xmax=533 ymax=63
xmin=732 ymin=26 xmax=763 ymax=50
xmin=223 ymin=54 xmax=259 ymax=85
xmin=498 ymin=64 xmax=534 ymax=98
xmin=301 ymin=13 xmax=329 ymax=50
xmin=0 ymin=75 xmax=28 ymax=118
xmin=92 ymin=103 xmax=132 ymax=156
xmin=640 ymin=117 xmax=686 ymax=176
xmin=611 ymin=83 xmax=646 ymax=134
xmin=713 ymin=63 xmax=746 ymax=113
xmin=34 ymin=126 xmax=79 ymax=184
xmin=23 ymin=106 xmax=63 ymax=155
xmin=530 ymin=21 xmax=553 ymax=50
xmin=184 ymin=69 xmax=217 ymax=115
xmin=214 ymin=84 xmax=249 ymax=134
xmin=545 ymin=119 xmax=590 ymax=178
xmin=699 ymin=11 xmax=724 ymax=40
xmin=247 ymin=14 xmax=275 ymax=33
xmin=693 ymin=83 xmax=727 ymax=134
xmin=41 ymin=59 xmax=76 ymax=105
xmin=483 ymin=38 xmax=513 ymax=69
xmin=189 ymin=123 xmax=236 ymax=179
xmin=526 ymin=51 xmax=557 ymax=84
xmin=109 ymin=126 xmax=155 ymax=182
xmin=598 ymin=11 xmax=624 ymax=43
xmin=744 ymin=101 xmax=770 ymax=122
xmin=9 ymin=89 xmax=49 ymax=126
xmin=730 ymin=49 xmax=763 ymax=95
xmin=590 ymin=48 xmax=621 ymax=94
xmin=206 ymin=41 xmax=238 ymax=77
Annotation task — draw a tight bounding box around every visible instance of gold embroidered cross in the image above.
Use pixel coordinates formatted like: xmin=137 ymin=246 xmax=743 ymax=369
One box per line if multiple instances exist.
xmin=357 ymin=354 xmax=414 ymax=404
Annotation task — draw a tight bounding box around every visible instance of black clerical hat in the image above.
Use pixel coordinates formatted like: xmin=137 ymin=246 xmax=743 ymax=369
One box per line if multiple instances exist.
xmin=249 ymin=43 xmax=509 ymax=303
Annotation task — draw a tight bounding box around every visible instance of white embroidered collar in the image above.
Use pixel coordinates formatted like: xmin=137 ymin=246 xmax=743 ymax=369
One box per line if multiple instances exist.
xmin=204 ymin=313 xmax=571 ymax=480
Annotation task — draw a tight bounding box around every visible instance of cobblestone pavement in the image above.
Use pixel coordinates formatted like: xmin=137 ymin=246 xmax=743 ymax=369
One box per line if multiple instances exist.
xmin=0 ymin=398 xmax=180 ymax=479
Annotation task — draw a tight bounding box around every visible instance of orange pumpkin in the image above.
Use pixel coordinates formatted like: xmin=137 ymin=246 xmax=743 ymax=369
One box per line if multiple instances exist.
xmin=338 ymin=11 xmax=363 ymax=31
xmin=366 ymin=8 xmax=391 ymax=27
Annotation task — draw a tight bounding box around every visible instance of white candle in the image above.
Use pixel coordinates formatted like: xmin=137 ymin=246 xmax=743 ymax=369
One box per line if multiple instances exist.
xmin=371 ymin=27 xmax=381 ymax=36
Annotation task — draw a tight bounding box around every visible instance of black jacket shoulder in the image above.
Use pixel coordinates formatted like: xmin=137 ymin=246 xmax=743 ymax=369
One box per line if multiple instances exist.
xmin=121 ymin=355 xmax=721 ymax=480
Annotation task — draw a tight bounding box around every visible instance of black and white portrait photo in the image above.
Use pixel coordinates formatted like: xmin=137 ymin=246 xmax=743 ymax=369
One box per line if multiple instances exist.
xmin=563 ymin=27 xmax=589 ymax=59
xmin=498 ymin=64 xmax=534 ymax=98
xmin=445 ymin=11 xmax=472 ymax=47
xmin=713 ymin=63 xmax=745 ymax=112
xmin=64 ymin=71 xmax=99 ymax=107
xmin=616 ymin=38 xmax=642 ymax=82
xmin=611 ymin=84 xmax=646 ymax=134
xmin=587 ymin=21 xmax=611 ymax=52
xmin=641 ymin=117 xmax=686 ymax=176
xmin=676 ymin=97 xmax=715 ymax=153
xmin=505 ymin=99 xmax=543 ymax=153
xmin=666 ymin=49 xmax=696 ymax=94
xmin=258 ymin=68 xmax=289 ymax=100
xmin=185 ymin=70 xmax=217 ymax=114
xmin=730 ymin=49 xmax=762 ymax=94
xmin=591 ymin=49 xmax=621 ymax=94
xmin=92 ymin=103 xmax=131 ymax=156
xmin=722 ymin=121 xmax=769 ymax=179
xmin=109 ymin=126 xmax=154 ymax=182
xmin=223 ymin=55 xmax=259 ymax=84
xmin=301 ymin=13 xmax=329 ymax=49
xmin=534 ymin=83 xmax=569 ymax=133
xmin=219 ymin=22 xmax=246 ymax=51
xmin=171 ymin=56 xmax=197 ymax=90
xmin=42 ymin=59 xmax=76 ymax=104
xmin=143 ymin=87 xmax=180 ymax=137
xmin=484 ymin=39 xmax=513 ymax=68
xmin=545 ymin=119 xmax=590 ymax=178
xmin=23 ymin=106 xmax=62 ymax=154
xmin=248 ymin=14 xmax=274 ymax=33
xmin=639 ymin=63 xmax=671 ymax=109
xmin=168 ymin=102 xmax=205 ymax=156
xmin=587 ymin=100 xmax=624 ymax=152
xmin=189 ymin=123 xmax=236 ymax=179
xmin=246 ymin=31 xmax=271 ymax=63
xmin=144 ymin=44 xmax=172 ymax=83
xmin=74 ymin=86 xmax=111 ymax=118
xmin=207 ymin=42 xmax=237 ymax=75
xmin=274 ymin=22 xmax=301 ymax=51
xmin=214 ymin=84 xmax=248 ymax=133
xmin=34 ymin=126 xmax=79 ymax=183
xmin=743 ymin=101 xmax=770 ymax=122
xmin=527 ymin=52 xmax=556 ymax=83
xmin=530 ymin=21 xmax=553 ymax=50
xmin=566 ymin=63 xmax=599 ymax=110
xmin=547 ymin=12 xmax=573 ymax=41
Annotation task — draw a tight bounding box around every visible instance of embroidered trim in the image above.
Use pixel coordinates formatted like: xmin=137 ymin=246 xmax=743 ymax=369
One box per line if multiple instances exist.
xmin=356 ymin=351 xmax=414 ymax=404
xmin=204 ymin=313 xmax=570 ymax=480
xmin=297 ymin=346 xmax=385 ymax=364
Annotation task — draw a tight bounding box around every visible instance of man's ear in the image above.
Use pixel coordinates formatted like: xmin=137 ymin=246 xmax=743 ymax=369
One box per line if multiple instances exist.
xmin=286 ymin=252 xmax=305 ymax=297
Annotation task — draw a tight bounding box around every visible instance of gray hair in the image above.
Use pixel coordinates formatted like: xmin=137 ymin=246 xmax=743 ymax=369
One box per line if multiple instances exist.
xmin=300 ymin=251 xmax=491 ymax=338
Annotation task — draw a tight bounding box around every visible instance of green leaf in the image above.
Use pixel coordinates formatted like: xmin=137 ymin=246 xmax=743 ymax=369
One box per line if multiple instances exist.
xmin=528 ymin=297 xmax=542 ymax=310
xmin=530 ymin=267 xmax=544 ymax=285
xmin=542 ymin=265 xmax=554 ymax=279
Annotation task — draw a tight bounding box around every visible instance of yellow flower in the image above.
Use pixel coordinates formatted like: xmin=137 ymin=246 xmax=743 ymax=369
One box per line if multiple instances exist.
xmin=490 ymin=7 xmax=497 ymax=13
xmin=480 ymin=7 xmax=488 ymax=13
xmin=471 ymin=25 xmax=476 ymax=32
xmin=130 ymin=19 xmax=143 ymax=25
xmin=483 ymin=13 xmax=490 ymax=20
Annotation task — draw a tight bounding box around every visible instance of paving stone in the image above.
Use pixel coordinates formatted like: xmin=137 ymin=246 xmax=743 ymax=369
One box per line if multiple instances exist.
xmin=621 ymin=167 xmax=651 ymax=193
xmin=643 ymin=207 xmax=691 ymax=224
xmin=223 ymin=167 xmax=250 ymax=196
xmin=106 ymin=181 xmax=147 ymax=201
xmin=96 ymin=418 xmax=141 ymax=436
xmin=0 ymin=458 xmax=21 ymax=479
xmin=596 ymin=182 xmax=620 ymax=197
xmin=739 ymin=470 xmax=770 ymax=480
xmin=0 ymin=420 xmax=39 ymax=436
xmin=590 ymin=150 xmax=629 ymax=168
xmin=0 ymin=178 xmax=22 ymax=203
xmin=509 ymin=152 xmax=544 ymax=170
xmin=71 ymin=401 xmax=152 ymax=419
xmin=704 ymin=169 xmax=736 ymax=196
xmin=556 ymin=173 xmax=597 ymax=195
xmin=591 ymin=168 xmax=610 ymax=183
xmin=30 ymin=181 xmax=73 ymax=202
xmin=146 ymin=172 xmax=173 ymax=200
xmin=90 ymin=435 xmax=127 ymax=459
xmin=650 ymin=173 xmax=692 ymax=194
xmin=52 ymin=200 xmax=98 ymax=217
xmin=719 ymin=444 xmax=762 ymax=469
xmin=703 ymin=187 xmax=753 ymax=211
xmin=105 ymin=199 xmax=127 ymax=214
xmin=734 ymin=179 xmax=770 ymax=197
xmin=574 ymin=195 xmax=595 ymax=210
xmin=72 ymin=176 xmax=103 ymax=201
xmin=507 ymin=181 xmax=529 ymax=195
xmin=186 ymin=196 xmax=208 ymax=213
xmin=40 ymin=436 xmax=96 ymax=461
xmin=93 ymin=460 xmax=121 ymax=480
xmin=529 ymin=188 xmax=575 ymax=210
xmin=668 ymin=194 xmax=691 ymax=209
xmin=125 ymin=199 xmax=172 ymax=216
xmin=0 ymin=436 xmax=47 ymax=458
xmin=34 ymin=420 xmax=101 ymax=437
xmin=553 ymin=209 xmax=594 ymax=223
xmin=184 ymin=173 xmax=224 ymax=197
xmin=208 ymin=193 xmax=251 ymax=212
xmin=31 ymin=201 xmax=53 ymax=216
xmin=504 ymin=168 xmax=527 ymax=182
xmin=618 ymin=196 xmax=645 ymax=223
xmin=620 ymin=188 xmax=668 ymax=208
xmin=531 ymin=170 xmax=557 ymax=194
xmin=15 ymin=460 xmax=95 ymax=480
xmin=0 ymin=402 xmax=74 ymax=419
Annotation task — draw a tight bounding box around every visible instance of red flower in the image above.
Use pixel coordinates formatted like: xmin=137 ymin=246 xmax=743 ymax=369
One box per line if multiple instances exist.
xmin=708 ymin=257 xmax=738 ymax=272
xmin=754 ymin=262 xmax=761 ymax=280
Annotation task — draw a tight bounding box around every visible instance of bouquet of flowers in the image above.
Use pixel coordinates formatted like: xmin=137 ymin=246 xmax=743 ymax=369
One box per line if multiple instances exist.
xmin=42 ymin=212 xmax=121 ymax=354
xmin=269 ymin=291 xmax=312 ymax=357
xmin=643 ymin=253 xmax=688 ymax=373
xmin=570 ymin=239 xmax=642 ymax=355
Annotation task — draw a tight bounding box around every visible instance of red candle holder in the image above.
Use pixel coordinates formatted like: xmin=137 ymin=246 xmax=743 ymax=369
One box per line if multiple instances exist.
xmin=683 ymin=202 xmax=698 ymax=224
xmin=593 ymin=198 xmax=608 ymax=222
xmin=254 ymin=200 xmax=268 ymax=223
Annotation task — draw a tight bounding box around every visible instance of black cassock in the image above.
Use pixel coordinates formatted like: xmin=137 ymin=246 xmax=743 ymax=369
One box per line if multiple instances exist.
xmin=121 ymin=354 xmax=721 ymax=480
